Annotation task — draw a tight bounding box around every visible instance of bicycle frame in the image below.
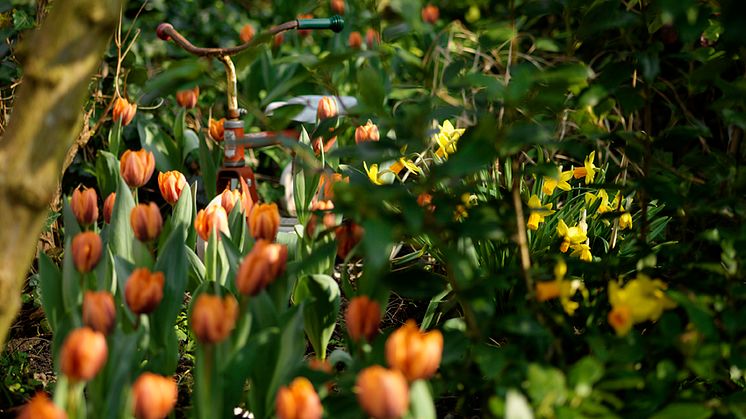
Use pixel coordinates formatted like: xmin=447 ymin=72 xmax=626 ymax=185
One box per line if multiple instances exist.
xmin=156 ymin=16 xmax=344 ymax=202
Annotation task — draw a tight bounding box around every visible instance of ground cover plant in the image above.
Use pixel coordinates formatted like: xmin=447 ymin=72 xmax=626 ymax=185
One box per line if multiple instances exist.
xmin=1 ymin=0 xmax=746 ymax=418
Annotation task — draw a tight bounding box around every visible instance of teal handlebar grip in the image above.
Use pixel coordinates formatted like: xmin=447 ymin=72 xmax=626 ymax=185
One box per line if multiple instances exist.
xmin=296 ymin=15 xmax=344 ymax=33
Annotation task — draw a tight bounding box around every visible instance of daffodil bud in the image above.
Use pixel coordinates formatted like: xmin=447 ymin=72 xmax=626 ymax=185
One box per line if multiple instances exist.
xmin=191 ymin=294 xmax=238 ymax=344
xmin=103 ymin=192 xmax=116 ymax=224
xmin=275 ymin=377 xmax=323 ymax=419
xmin=421 ymin=4 xmax=439 ymax=24
xmin=235 ymin=239 xmax=288 ymax=296
xmin=17 ymin=392 xmax=66 ymax=419
xmin=248 ymin=202 xmax=280 ymax=242
xmin=385 ymin=320 xmax=443 ymax=381
xmin=125 ymin=268 xmax=165 ymax=315
xmin=120 ymin=149 xmax=155 ymax=188
xmin=131 ymin=372 xmax=178 ymax=419
xmin=194 ymin=205 xmax=229 ymax=241
xmin=130 ymin=203 xmax=163 ymax=242
xmin=60 ymin=327 xmax=108 ymax=382
xmin=72 ymin=231 xmax=102 ymax=273
xmin=345 ymin=296 xmax=381 ymax=342
xmin=82 ymin=291 xmax=116 ymax=335
xmin=209 ymin=118 xmax=225 ymax=141
xmin=158 ymin=171 xmax=187 ymax=205
xmin=112 ymin=97 xmax=137 ymax=126
xmin=71 ymin=186 xmax=98 ymax=227
xmin=175 ymin=86 xmax=199 ymax=109
xmin=355 ymin=366 xmax=409 ymax=419
xmin=239 ymin=24 xmax=255 ymax=43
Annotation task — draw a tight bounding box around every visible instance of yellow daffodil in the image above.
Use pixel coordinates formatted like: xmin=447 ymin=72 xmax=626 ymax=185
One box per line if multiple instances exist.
xmin=557 ymin=219 xmax=588 ymax=253
xmin=536 ymin=261 xmax=586 ymax=315
xmin=611 ymin=192 xmax=633 ymax=230
xmin=364 ymin=162 xmax=384 ymax=185
xmin=433 ymin=120 xmax=465 ymax=160
xmin=526 ymin=194 xmax=555 ymax=230
xmin=609 ymin=275 xmax=676 ymax=324
xmin=608 ymin=305 xmax=633 ymax=336
xmin=570 ymin=243 xmax=592 ymax=262
xmin=572 ymin=151 xmax=598 ymax=184
xmin=586 ymin=189 xmax=612 ymax=214
xmin=397 ymin=158 xmax=423 ymax=176
xmin=542 ymin=169 xmax=573 ymax=195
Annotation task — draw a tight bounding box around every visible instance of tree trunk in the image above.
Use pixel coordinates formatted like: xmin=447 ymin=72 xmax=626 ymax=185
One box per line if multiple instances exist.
xmin=0 ymin=0 xmax=125 ymax=354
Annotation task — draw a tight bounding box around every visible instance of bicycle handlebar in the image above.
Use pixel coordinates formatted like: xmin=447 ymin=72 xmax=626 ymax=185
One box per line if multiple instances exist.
xmin=156 ymin=16 xmax=344 ymax=58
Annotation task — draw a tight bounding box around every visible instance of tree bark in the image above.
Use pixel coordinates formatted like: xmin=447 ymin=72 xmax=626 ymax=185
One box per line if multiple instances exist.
xmin=0 ymin=0 xmax=125 ymax=354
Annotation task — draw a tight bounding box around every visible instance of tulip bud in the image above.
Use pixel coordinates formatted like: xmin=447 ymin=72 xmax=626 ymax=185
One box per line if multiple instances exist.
xmin=365 ymin=28 xmax=380 ymax=49
xmin=175 ymin=86 xmax=199 ymax=109
xmin=72 ymin=231 xmax=102 ymax=273
xmin=335 ymin=221 xmax=363 ymax=259
xmin=125 ymin=268 xmax=165 ymax=315
xmin=112 ymin=97 xmax=137 ymax=126
xmin=60 ymin=327 xmax=108 ymax=382
xmin=158 ymin=171 xmax=187 ymax=205
xmin=103 ymin=192 xmax=116 ymax=224
xmin=235 ymin=239 xmax=288 ymax=296
xmin=220 ymin=188 xmax=241 ymax=214
xmin=421 ymin=4 xmax=439 ymax=24
xmin=297 ymin=14 xmax=313 ymax=38
xmin=316 ymin=96 xmax=339 ymax=121
xmin=355 ymin=366 xmax=409 ymax=419
xmin=130 ymin=202 xmax=163 ymax=242
xmin=239 ymin=24 xmax=255 ymax=43
xmin=120 ymin=149 xmax=156 ymax=188
xmin=317 ymin=172 xmax=346 ymax=202
xmin=305 ymin=200 xmax=336 ymax=238
xmin=209 ymin=118 xmax=225 ymax=141
xmin=330 ymin=0 xmax=345 ymax=14
xmin=273 ymin=32 xmax=285 ymax=48
xmin=82 ymin=291 xmax=116 ymax=335
xmin=355 ymin=120 xmax=380 ymax=144
xmin=132 ymin=372 xmax=178 ymax=419
xmin=18 ymin=392 xmax=66 ymax=419
xmin=385 ymin=320 xmax=443 ymax=381
xmin=276 ymin=377 xmax=323 ymax=419
xmin=248 ymin=202 xmax=280 ymax=242
xmin=71 ymin=186 xmax=99 ymax=226
xmin=348 ymin=31 xmax=362 ymax=49
xmin=191 ymin=294 xmax=238 ymax=344
xmin=194 ymin=205 xmax=230 ymax=241
xmin=345 ymin=296 xmax=381 ymax=342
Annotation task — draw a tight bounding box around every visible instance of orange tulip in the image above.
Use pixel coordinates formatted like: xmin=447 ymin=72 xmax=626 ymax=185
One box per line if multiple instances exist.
xmin=82 ymin=291 xmax=116 ymax=335
xmin=345 ymin=296 xmax=381 ymax=342
xmin=112 ymin=96 xmax=137 ymax=126
xmin=120 ymin=149 xmax=155 ymax=188
xmin=366 ymin=28 xmax=380 ymax=49
xmin=71 ymin=186 xmax=98 ymax=226
xmin=220 ymin=188 xmax=241 ymax=214
xmin=125 ymin=268 xmax=165 ymax=315
xmin=317 ymin=172 xmax=346 ymax=201
xmin=60 ymin=327 xmax=108 ymax=382
xmin=17 ymin=392 xmax=66 ymax=419
xmin=348 ymin=31 xmax=362 ymax=49
xmin=248 ymin=202 xmax=280 ymax=241
xmin=191 ymin=294 xmax=238 ymax=344
xmin=276 ymin=377 xmax=323 ymax=419
xmin=421 ymin=4 xmax=439 ymax=24
xmin=385 ymin=320 xmax=443 ymax=381
xmin=130 ymin=202 xmax=163 ymax=242
xmin=316 ymin=96 xmax=339 ymax=121
xmin=335 ymin=221 xmax=363 ymax=259
xmin=235 ymin=239 xmax=288 ymax=296
xmin=240 ymin=24 xmax=255 ymax=43
xmin=305 ymin=200 xmax=336 ymax=238
xmin=355 ymin=366 xmax=409 ymax=419
xmin=298 ymin=14 xmax=313 ymax=38
xmin=72 ymin=231 xmax=102 ymax=273
xmin=103 ymin=192 xmax=116 ymax=224
xmin=131 ymin=372 xmax=178 ymax=419
xmin=355 ymin=120 xmax=380 ymax=144
xmin=175 ymin=86 xmax=199 ymax=109
xmin=158 ymin=171 xmax=187 ymax=205
xmin=330 ymin=0 xmax=345 ymax=14
xmin=273 ymin=33 xmax=285 ymax=48
xmin=194 ymin=205 xmax=229 ymax=241
xmin=209 ymin=118 xmax=225 ymax=141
